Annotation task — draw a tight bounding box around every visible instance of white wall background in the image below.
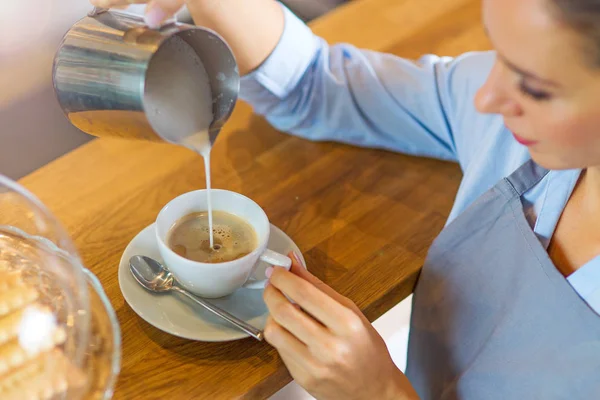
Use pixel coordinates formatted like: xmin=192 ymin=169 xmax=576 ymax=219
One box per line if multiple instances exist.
xmin=0 ymin=1 xmax=95 ymax=179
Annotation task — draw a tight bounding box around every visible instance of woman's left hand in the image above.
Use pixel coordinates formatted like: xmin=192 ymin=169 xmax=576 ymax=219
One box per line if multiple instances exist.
xmin=263 ymin=252 xmax=419 ymax=400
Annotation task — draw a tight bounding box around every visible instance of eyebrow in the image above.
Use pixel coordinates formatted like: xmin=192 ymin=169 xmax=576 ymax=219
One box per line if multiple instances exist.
xmin=497 ymin=54 xmax=561 ymax=87
xmin=483 ymin=25 xmax=561 ymax=88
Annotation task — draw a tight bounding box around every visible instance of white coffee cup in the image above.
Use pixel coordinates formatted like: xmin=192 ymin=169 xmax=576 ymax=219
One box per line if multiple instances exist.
xmin=155 ymin=189 xmax=292 ymax=298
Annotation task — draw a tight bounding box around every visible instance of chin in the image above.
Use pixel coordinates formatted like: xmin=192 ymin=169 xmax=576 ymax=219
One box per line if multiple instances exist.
xmin=528 ymin=150 xmax=584 ymax=171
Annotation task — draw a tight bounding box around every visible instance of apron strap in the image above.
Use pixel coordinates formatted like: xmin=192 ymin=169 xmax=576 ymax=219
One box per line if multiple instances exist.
xmin=504 ymin=159 xmax=549 ymax=197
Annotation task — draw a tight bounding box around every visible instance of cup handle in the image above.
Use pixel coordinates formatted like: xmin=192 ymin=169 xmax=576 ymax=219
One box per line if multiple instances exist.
xmin=242 ymin=250 xmax=292 ymax=290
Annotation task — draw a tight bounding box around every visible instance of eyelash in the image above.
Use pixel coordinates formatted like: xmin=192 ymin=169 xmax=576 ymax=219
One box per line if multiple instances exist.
xmin=518 ymin=80 xmax=552 ymax=101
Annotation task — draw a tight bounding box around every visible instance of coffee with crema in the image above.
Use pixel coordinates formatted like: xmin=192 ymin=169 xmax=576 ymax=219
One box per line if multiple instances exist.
xmin=167 ymin=211 xmax=258 ymax=263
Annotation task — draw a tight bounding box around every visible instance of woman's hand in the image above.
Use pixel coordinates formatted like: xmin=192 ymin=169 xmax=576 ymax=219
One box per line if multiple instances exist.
xmin=90 ymin=0 xmax=184 ymax=28
xmin=88 ymin=0 xmax=284 ymax=75
xmin=264 ymin=253 xmax=419 ymax=400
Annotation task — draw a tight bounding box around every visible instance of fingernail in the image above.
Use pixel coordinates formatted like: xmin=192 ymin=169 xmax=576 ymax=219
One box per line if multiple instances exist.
xmin=292 ymin=252 xmax=305 ymax=267
xmin=145 ymin=6 xmax=167 ymax=29
xmin=265 ymin=266 xmax=274 ymax=279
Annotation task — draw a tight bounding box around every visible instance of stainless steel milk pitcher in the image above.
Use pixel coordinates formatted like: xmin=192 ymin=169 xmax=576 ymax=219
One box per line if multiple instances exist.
xmin=52 ymin=7 xmax=240 ymax=146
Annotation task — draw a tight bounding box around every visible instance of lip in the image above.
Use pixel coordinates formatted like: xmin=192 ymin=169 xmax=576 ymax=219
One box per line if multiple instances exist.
xmin=511 ymin=132 xmax=538 ymax=146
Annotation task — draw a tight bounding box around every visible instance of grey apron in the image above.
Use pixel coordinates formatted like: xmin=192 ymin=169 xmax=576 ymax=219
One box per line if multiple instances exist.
xmin=406 ymin=160 xmax=600 ymax=399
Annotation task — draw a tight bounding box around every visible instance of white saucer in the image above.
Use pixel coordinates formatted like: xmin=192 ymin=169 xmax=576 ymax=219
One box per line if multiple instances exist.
xmin=118 ymin=222 xmax=305 ymax=342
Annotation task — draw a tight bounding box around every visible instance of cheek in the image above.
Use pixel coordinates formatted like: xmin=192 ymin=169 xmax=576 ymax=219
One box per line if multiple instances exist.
xmin=525 ymin=105 xmax=600 ymax=169
xmin=539 ymin=111 xmax=599 ymax=148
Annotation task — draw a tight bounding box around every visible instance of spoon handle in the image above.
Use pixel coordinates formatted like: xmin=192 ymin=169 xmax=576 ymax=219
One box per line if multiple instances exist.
xmin=172 ymin=286 xmax=264 ymax=341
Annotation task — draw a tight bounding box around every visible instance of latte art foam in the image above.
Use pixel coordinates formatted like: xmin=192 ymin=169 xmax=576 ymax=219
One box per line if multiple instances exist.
xmin=167 ymin=211 xmax=258 ymax=263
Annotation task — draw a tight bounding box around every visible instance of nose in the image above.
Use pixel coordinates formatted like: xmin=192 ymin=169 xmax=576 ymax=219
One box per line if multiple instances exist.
xmin=475 ymin=61 xmax=522 ymax=117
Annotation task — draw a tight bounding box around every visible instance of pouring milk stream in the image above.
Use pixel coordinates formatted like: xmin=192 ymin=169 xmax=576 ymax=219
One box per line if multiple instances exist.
xmin=144 ymin=36 xmax=217 ymax=248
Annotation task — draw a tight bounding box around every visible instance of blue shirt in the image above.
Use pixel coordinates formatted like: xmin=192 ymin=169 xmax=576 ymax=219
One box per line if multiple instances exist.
xmin=239 ymin=4 xmax=600 ymax=315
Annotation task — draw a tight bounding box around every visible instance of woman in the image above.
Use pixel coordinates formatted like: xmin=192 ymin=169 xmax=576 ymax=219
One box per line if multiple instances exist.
xmin=92 ymin=0 xmax=600 ymax=398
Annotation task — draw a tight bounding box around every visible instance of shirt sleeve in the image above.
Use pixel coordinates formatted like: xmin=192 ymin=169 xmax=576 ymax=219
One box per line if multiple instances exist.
xmin=240 ymin=3 xmax=496 ymax=167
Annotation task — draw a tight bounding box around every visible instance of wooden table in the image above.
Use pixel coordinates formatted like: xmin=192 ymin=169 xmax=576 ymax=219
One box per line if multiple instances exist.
xmin=20 ymin=0 xmax=490 ymax=398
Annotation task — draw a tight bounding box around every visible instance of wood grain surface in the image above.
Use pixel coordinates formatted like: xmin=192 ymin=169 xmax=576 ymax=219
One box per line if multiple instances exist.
xmin=19 ymin=0 xmax=491 ymax=398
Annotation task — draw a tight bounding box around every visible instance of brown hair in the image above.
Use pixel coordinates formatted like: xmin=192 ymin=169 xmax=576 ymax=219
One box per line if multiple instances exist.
xmin=549 ymin=0 xmax=600 ymax=65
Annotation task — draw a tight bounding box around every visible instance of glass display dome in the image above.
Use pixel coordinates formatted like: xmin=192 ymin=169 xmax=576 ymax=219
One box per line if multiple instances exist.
xmin=0 ymin=174 xmax=121 ymax=399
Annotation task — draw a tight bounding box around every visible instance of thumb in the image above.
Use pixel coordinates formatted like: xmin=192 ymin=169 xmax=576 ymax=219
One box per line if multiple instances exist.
xmin=287 ymin=251 xmax=333 ymax=292
xmin=145 ymin=0 xmax=185 ymax=28
xmin=288 ymin=251 xmax=313 ymax=278
xmin=287 ymin=251 xmax=364 ymax=316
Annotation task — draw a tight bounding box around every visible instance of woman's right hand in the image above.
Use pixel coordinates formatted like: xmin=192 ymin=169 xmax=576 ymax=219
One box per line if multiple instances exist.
xmin=89 ymin=0 xmax=286 ymax=75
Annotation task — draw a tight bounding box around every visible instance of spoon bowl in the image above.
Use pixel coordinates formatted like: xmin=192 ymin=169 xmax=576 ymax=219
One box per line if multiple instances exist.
xmin=128 ymin=255 xmax=263 ymax=341
xmin=129 ymin=255 xmax=174 ymax=293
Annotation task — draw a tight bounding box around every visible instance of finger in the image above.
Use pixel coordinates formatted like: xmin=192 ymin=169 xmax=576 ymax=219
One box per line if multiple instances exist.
xmin=288 ymin=252 xmax=339 ymax=298
xmin=264 ymin=317 xmax=319 ymax=372
xmin=91 ymin=0 xmax=147 ymax=7
xmin=278 ymin=350 xmax=325 ymax=393
xmin=265 ymin=317 xmax=326 ymax=382
xmin=264 ymin=284 xmax=330 ymax=346
xmin=288 ymin=251 xmax=364 ymax=316
xmin=145 ymin=0 xmax=185 ymax=28
xmin=269 ymin=267 xmax=356 ymax=335
xmin=90 ymin=0 xmax=116 ymax=6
